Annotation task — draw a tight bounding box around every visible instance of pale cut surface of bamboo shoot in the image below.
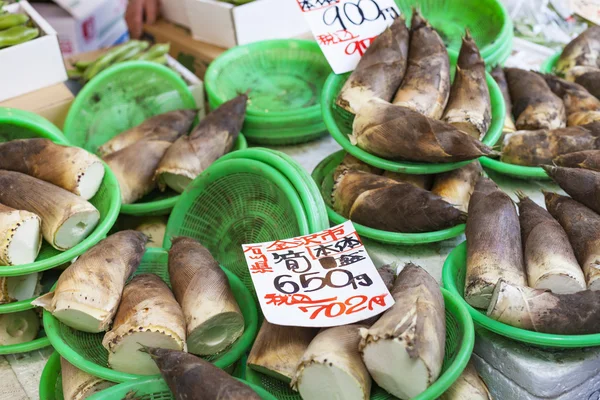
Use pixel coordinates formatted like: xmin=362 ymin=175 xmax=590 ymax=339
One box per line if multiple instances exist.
xmin=431 ymin=161 xmax=482 ymax=213
xmin=168 ymin=237 xmax=244 ymax=355
xmin=32 ymin=231 xmax=147 ymax=333
xmin=359 ymin=263 xmax=445 ymax=400
xmin=544 ymin=74 xmax=600 ymax=126
xmin=97 ymin=109 xmax=197 ymax=157
xmin=103 ymin=274 xmax=186 ymax=375
xmin=352 ymin=98 xmax=496 ymax=163
xmin=0 ymin=171 xmax=100 ymax=251
xmin=0 ymin=139 xmax=105 ymax=200
xmin=487 ymin=279 xmax=600 ymax=334
xmin=442 ymin=33 xmax=491 ymax=139
xmin=336 ymin=16 xmax=409 ymax=114
xmin=247 ymin=321 xmax=318 ymax=383
xmin=392 ymin=11 xmax=450 ymax=119
xmin=156 ymin=94 xmax=247 ymax=193
xmin=545 ymin=191 xmax=600 ymax=290
xmin=0 ymin=203 xmax=41 ymax=266
xmin=0 ymin=309 xmax=39 ymax=345
xmin=104 ymin=140 xmax=174 ymax=205
xmin=440 ymin=361 xmax=492 ymax=400
xmin=61 ymin=357 xmax=114 ymax=400
xmin=517 ymin=193 xmax=585 ymax=294
xmin=556 ymin=26 xmax=600 ymax=74
xmin=0 ymin=273 xmax=41 ymax=305
xmin=135 ymin=216 xmax=167 ymax=248
xmin=292 ymin=324 xmax=371 ymax=400
xmin=464 ymin=177 xmax=526 ymax=308
xmin=490 ymin=66 xmax=516 ymax=134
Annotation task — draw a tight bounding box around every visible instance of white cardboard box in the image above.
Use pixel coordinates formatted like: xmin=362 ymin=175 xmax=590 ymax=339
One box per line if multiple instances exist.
xmin=31 ymin=0 xmax=129 ymax=57
xmin=0 ymin=1 xmax=68 ymax=102
xmin=160 ymin=0 xmax=190 ymax=28
xmin=185 ymin=0 xmax=310 ymax=48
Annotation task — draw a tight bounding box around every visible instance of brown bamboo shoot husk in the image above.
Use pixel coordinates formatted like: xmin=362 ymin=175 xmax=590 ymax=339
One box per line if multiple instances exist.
xmin=381 ymin=171 xmax=433 ymax=190
xmin=490 ymin=66 xmax=516 ymax=134
xmin=61 ymin=357 xmax=114 ymax=400
xmin=431 ymin=161 xmax=482 ymax=213
xmin=554 ymin=150 xmax=600 ymax=171
xmin=333 ymin=153 xmax=382 ymax=181
xmin=440 ymin=361 xmax=492 ymax=400
xmin=566 ymin=66 xmax=600 ymax=100
xmin=556 ymin=26 xmax=600 ymax=75
xmin=544 ymin=74 xmax=600 ymax=126
xmin=543 ymin=165 xmax=600 ymax=215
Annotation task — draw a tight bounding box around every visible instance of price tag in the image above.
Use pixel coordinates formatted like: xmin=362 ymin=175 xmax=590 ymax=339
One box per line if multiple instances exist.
xmin=242 ymin=221 xmax=394 ymax=327
xmin=296 ymin=0 xmax=401 ymax=74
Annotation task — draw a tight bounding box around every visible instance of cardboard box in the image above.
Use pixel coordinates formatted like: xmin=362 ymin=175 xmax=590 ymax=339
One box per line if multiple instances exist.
xmin=185 ymin=0 xmax=310 ymax=48
xmin=0 ymin=83 xmax=74 ymax=129
xmin=0 ymin=1 xmax=68 ymax=102
xmin=31 ymin=0 xmax=129 ymax=56
xmin=159 ymin=0 xmax=190 ymax=28
xmin=144 ymin=20 xmax=225 ymax=79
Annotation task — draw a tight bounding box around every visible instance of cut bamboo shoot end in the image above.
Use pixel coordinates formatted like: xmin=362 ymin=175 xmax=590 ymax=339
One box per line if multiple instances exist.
xmin=6 ymin=216 xmax=41 ymax=265
xmin=5 ymin=273 xmax=41 ymax=302
xmin=54 ymin=210 xmax=100 ymax=250
xmin=361 ymin=337 xmax=429 ymax=400
xmin=0 ymin=309 xmax=39 ymax=345
xmin=108 ymin=330 xmax=185 ymax=375
xmin=51 ymin=303 xmax=111 ymax=333
xmin=535 ymin=272 xmax=586 ymax=294
xmin=187 ymin=312 xmax=244 ymax=355
xmin=161 ymin=172 xmax=193 ymax=194
xmin=487 ymin=279 xmax=537 ymax=325
xmin=297 ymin=363 xmax=367 ymax=400
xmin=77 ymin=162 xmax=105 ymax=200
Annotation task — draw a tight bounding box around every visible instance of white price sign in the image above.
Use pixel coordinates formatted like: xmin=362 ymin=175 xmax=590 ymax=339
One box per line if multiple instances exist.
xmin=242 ymin=221 xmax=394 ymax=327
xmin=296 ymin=0 xmax=401 ymax=74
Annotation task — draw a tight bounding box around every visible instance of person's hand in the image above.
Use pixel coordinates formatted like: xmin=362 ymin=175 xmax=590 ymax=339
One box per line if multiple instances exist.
xmin=126 ymin=0 xmax=160 ymax=39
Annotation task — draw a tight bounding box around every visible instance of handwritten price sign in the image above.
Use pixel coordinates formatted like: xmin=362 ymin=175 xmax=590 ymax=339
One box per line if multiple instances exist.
xmin=297 ymin=0 xmax=400 ymax=73
xmin=242 ymin=221 xmax=394 ymax=327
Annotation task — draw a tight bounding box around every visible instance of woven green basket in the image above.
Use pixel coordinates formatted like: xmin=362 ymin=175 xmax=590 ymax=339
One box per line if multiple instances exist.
xmin=43 ymin=247 xmax=258 ymax=382
xmin=0 ymin=109 xmax=121 ymax=277
xmin=217 ymin=148 xmax=329 ymax=233
xmin=246 ymin=288 xmax=474 ymax=400
xmin=39 ymin=352 xmax=277 ymax=400
xmin=394 ymin=0 xmax=512 ymax=64
xmin=205 ymin=40 xmax=331 ymax=145
xmin=62 ymin=61 xmax=208 ymax=216
xmin=312 ymin=150 xmax=466 ymax=244
xmin=540 ymin=51 xmax=560 ymax=74
xmin=322 ymin=62 xmax=505 ymax=174
xmin=164 ymin=158 xmax=311 ymax=294
xmin=443 ymin=241 xmax=600 ymax=348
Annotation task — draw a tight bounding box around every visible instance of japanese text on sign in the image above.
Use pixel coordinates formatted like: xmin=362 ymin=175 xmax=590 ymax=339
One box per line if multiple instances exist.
xmin=242 ymin=221 xmax=394 ymax=327
xmin=296 ymin=0 xmax=400 ymax=73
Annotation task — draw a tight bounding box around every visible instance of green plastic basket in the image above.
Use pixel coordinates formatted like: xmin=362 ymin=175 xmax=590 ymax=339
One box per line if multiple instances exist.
xmin=163 ymin=158 xmax=311 ymax=294
xmin=205 ymin=40 xmax=331 ymax=145
xmin=394 ymin=0 xmax=512 ymax=64
xmin=540 ymin=51 xmax=560 ymax=74
xmin=322 ymin=62 xmax=505 ymax=174
xmin=42 ymin=247 xmax=258 ymax=383
xmin=311 ymin=150 xmax=466 ymax=244
xmin=62 ymin=61 xmax=202 ymax=216
xmin=0 ymin=268 xmax=60 ymax=315
xmin=443 ymin=241 xmax=600 ymax=348
xmin=40 ymin=352 xmax=277 ymax=400
xmin=217 ymin=148 xmax=329 ymax=233
xmin=0 ymin=109 xmax=121 ymax=277
xmin=247 ymin=287 xmax=474 ymax=400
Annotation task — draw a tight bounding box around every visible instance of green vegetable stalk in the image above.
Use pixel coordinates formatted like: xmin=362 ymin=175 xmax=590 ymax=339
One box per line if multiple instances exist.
xmin=0 ymin=26 xmax=39 ymax=48
xmin=83 ymin=40 xmax=145 ymax=81
xmin=135 ymin=43 xmax=170 ymax=60
xmin=0 ymin=13 xmax=28 ymax=30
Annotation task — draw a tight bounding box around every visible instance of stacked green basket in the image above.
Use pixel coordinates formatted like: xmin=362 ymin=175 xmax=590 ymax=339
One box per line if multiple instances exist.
xmin=163 ymin=148 xmax=330 ymax=294
xmin=205 ymin=40 xmax=332 ymax=145
xmin=39 ymin=351 xmax=277 ymax=400
xmin=63 ymin=61 xmax=248 ymax=216
xmin=0 ymin=108 xmax=121 ymax=355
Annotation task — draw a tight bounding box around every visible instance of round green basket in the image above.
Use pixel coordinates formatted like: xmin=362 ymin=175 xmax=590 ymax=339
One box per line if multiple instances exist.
xmin=163 ymin=158 xmax=311 ymax=293
xmin=311 ymin=150 xmax=466 ymax=244
xmin=395 ymin=0 xmax=512 ymax=64
xmin=246 ymin=287 xmax=474 ymax=400
xmin=217 ymin=148 xmax=329 ymax=233
xmin=443 ymin=241 xmax=600 ymax=348
xmin=0 ymin=109 xmax=121 ymax=277
xmin=205 ymin=39 xmax=331 ymax=145
xmin=479 ymin=156 xmax=550 ymax=180
xmin=43 ymin=247 xmax=258 ymax=383
xmin=540 ymin=51 xmax=560 ymax=74
xmin=62 ymin=61 xmax=204 ymax=216
xmin=322 ymin=63 xmax=505 ymax=174
xmin=40 ymin=352 xmax=277 ymax=400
